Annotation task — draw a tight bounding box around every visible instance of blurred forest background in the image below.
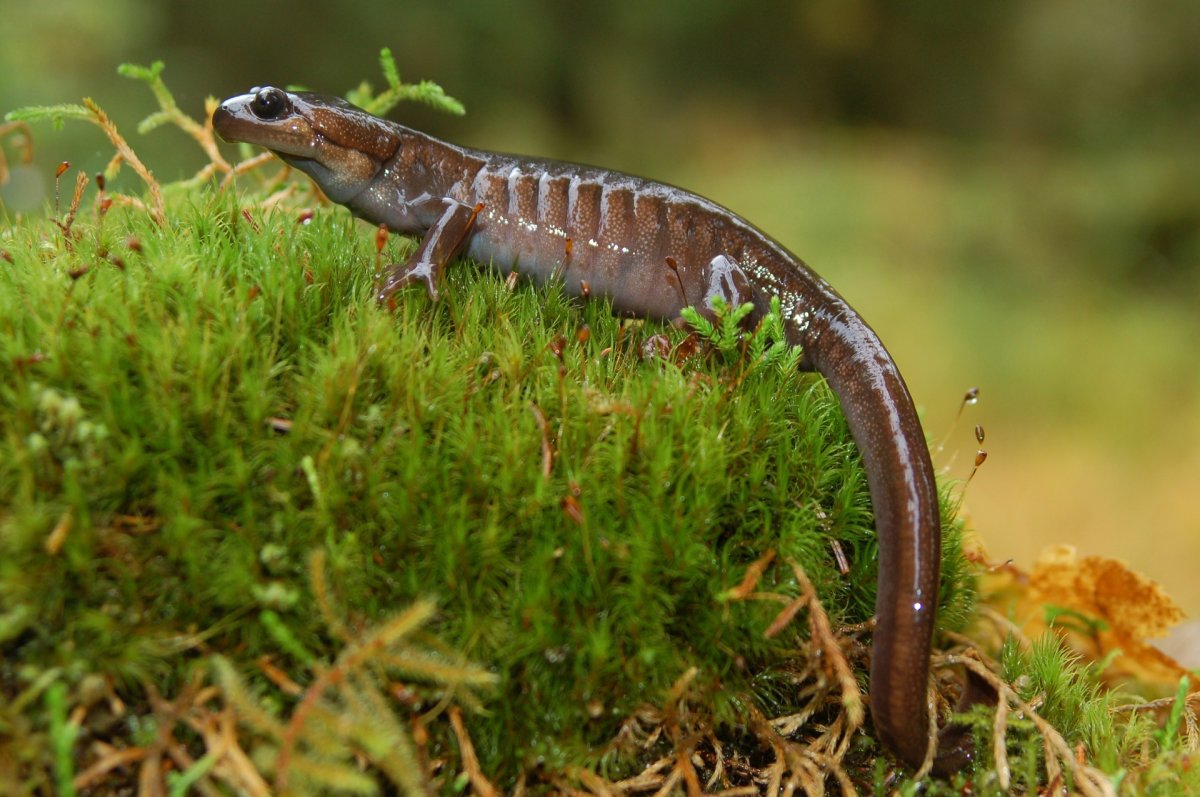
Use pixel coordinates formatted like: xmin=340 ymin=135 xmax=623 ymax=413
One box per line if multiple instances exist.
xmin=3 ymin=1 xmax=1198 ymax=617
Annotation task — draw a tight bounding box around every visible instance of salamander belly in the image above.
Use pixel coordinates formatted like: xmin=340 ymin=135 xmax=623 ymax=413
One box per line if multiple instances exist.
xmin=464 ymin=219 xmax=687 ymax=320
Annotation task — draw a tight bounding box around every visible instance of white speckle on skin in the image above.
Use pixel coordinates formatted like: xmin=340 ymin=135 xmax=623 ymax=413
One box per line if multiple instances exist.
xmin=790 ymin=308 xmax=811 ymax=333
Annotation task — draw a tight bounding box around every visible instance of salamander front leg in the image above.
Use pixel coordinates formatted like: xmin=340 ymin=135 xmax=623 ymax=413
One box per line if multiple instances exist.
xmin=376 ymin=199 xmax=483 ymax=303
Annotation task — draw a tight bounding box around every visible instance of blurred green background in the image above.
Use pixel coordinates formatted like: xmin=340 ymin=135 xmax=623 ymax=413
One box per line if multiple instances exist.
xmin=3 ymin=0 xmax=1198 ymax=617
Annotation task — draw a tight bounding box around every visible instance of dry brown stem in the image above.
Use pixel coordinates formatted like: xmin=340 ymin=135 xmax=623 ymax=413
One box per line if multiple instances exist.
xmin=82 ymin=98 xmax=165 ymax=226
xmin=450 ymin=706 xmax=500 ymax=797
xmin=0 ymin=120 xmax=34 ymax=185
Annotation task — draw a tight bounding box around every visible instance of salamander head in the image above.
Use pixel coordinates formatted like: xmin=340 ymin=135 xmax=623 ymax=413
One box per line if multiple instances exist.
xmin=213 ymin=86 xmax=401 ymax=202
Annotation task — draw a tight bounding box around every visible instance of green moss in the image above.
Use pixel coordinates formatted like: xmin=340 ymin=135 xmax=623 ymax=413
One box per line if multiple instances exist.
xmin=0 ymin=181 xmax=973 ymax=788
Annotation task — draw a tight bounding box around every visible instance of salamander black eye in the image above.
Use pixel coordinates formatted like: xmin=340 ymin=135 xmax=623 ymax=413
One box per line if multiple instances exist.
xmin=250 ymin=87 xmax=289 ymax=120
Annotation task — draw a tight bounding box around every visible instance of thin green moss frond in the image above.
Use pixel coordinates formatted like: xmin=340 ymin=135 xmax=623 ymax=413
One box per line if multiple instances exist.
xmin=45 ymin=683 xmax=77 ymax=797
xmin=116 ymin=61 xmax=180 ymax=134
xmin=349 ymin=48 xmax=466 ymax=118
xmin=340 ymin=674 xmax=427 ymax=795
xmin=211 ymin=553 xmax=495 ymax=795
xmin=4 ymin=103 xmax=92 ymax=128
xmin=681 ymin=294 xmax=804 ymax=377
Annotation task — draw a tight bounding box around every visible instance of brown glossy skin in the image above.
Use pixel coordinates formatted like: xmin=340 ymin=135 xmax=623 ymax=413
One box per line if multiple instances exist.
xmin=213 ymin=87 xmax=963 ymax=772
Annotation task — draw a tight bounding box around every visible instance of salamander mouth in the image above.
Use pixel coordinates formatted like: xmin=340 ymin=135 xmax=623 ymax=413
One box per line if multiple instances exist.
xmin=273 ymin=152 xmax=319 ymax=171
xmin=210 ymin=106 xmax=240 ymax=144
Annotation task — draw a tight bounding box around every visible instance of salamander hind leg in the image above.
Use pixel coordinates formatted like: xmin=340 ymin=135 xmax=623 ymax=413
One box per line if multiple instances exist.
xmin=681 ymin=253 xmax=757 ymax=328
xmin=703 ymin=254 xmax=753 ymax=310
xmin=376 ymin=199 xmax=482 ymax=304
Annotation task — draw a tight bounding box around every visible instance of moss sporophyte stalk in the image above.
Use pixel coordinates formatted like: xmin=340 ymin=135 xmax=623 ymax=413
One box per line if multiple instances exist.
xmin=1 ymin=51 xmax=1192 ymax=796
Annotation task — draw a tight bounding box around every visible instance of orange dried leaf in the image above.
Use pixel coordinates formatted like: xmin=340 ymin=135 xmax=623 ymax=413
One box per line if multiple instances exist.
xmin=1019 ymin=545 xmax=1189 ymax=687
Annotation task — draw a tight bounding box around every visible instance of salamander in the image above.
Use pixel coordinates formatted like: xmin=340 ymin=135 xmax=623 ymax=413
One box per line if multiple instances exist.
xmin=213 ymin=86 xmax=970 ymax=773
